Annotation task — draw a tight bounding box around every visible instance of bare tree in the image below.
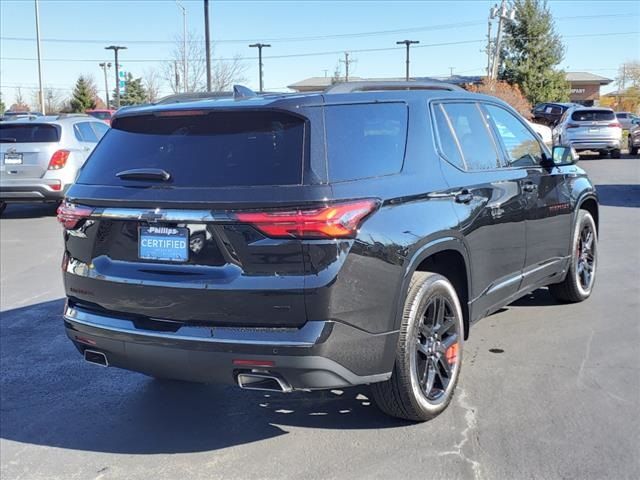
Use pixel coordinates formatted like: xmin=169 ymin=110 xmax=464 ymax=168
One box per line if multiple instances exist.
xmin=162 ymin=31 xmax=247 ymax=93
xmin=30 ymin=87 xmax=66 ymax=113
xmin=143 ymin=67 xmax=162 ymax=102
xmin=211 ymin=55 xmax=248 ymax=92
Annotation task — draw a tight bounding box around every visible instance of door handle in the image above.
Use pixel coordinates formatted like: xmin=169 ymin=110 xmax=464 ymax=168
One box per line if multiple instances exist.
xmin=454 ymin=190 xmax=474 ymax=204
xmin=522 ymin=182 xmax=537 ymax=193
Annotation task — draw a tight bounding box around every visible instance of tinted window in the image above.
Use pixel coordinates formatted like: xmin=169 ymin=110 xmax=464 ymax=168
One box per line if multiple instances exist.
xmin=616 ymin=113 xmax=628 ymax=118
xmin=571 ymin=110 xmax=615 ymax=122
xmin=325 ymin=103 xmax=407 ymax=182
xmin=485 ymin=105 xmax=543 ymax=167
xmin=0 ymin=124 xmax=60 ymax=143
xmin=442 ymin=103 xmax=500 ymax=170
xmin=90 ymin=122 xmax=109 ymax=139
xmin=433 ymin=104 xmax=464 ymax=169
xmin=77 ymin=110 xmax=304 ymax=187
xmin=74 ymin=122 xmax=98 ymax=142
xmin=87 ymin=111 xmax=112 ymax=120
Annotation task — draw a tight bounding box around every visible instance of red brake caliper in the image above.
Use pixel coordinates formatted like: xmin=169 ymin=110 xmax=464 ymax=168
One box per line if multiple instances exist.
xmin=445 ymin=343 xmax=459 ymax=365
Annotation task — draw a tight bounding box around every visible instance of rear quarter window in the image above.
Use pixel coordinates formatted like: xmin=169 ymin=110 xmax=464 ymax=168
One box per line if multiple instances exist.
xmin=324 ymin=103 xmax=408 ymax=182
xmin=0 ymin=124 xmax=60 ymax=143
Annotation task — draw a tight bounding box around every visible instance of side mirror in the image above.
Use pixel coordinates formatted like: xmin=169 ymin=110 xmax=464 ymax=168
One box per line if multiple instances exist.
xmin=552 ymin=145 xmax=579 ymax=165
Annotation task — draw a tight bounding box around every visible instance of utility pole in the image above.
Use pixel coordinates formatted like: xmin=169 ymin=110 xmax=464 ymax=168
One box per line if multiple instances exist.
xmin=339 ymin=52 xmax=354 ymax=82
xmin=486 ymin=8 xmax=495 ymax=77
xmin=105 ymin=45 xmax=127 ymax=108
xmin=204 ymin=0 xmax=212 ymax=92
xmin=174 ymin=61 xmax=180 ymax=92
xmin=34 ymin=0 xmax=45 ymax=114
xmin=396 ymin=40 xmax=419 ymax=81
xmin=99 ymin=62 xmax=111 ymax=108
xmin=249 ymin=43 xmax=271 ymax=92
xmin=490 ymin=0 xmax=516 ymax=81
xmin=449 ymin=67 xmax=455 ymax=78
xmin=175 ymin=1 xmax=188 ymax=92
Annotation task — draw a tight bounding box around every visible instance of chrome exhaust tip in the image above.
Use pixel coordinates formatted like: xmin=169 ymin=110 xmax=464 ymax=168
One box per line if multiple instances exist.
xmin=84 ymin=349 xmax=109 ymax=367
xmin=237 ymin=373 xmax=292 ymax=393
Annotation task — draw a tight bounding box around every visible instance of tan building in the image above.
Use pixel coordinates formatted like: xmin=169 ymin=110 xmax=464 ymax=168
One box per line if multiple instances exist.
xmin=565 ymin=72 xmax=613 ymax=106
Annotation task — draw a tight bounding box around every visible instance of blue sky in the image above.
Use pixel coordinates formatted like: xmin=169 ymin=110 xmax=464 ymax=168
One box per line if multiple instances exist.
xmin=1 ymin=0 xmax=639 ymax=107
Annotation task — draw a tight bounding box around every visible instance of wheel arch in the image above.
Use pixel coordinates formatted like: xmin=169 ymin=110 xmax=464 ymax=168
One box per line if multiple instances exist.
xmin=395 ymin=237 xmax=472 ymax=339
xmin=577 ymin=194 xmax=599 ymax=233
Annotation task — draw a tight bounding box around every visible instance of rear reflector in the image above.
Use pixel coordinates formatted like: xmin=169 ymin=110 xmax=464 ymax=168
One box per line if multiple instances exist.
xmin=48 ymin=150 xmax=70 ymax=170
xmin=233 ymin=359 xmax=276 ymax=367
xmin=234 ymin=199 xmax=379 ymax=239
xmin=57 ymin=202 xmax=94 ymax=229
xmin=608 ymin=122 xmax=621 ymax=128
xmin=50 ymin=181 xmax=62 ymax=191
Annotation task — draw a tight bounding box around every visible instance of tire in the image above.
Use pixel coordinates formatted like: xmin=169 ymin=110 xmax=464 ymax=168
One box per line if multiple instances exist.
xmin=371 ymin=272 xmax=464 ymax=422
xmin=628 ymin=138 xmax=638 ymax=156
xmin=597 ymin=150 xmax=608 ymax=158
xmin=549 ymin=211 xmax=597 ymax=303
xmin=0 ymin=202 xmax=6 ymax=216
xmin=610 ymin=148 xmax=621 ymax=159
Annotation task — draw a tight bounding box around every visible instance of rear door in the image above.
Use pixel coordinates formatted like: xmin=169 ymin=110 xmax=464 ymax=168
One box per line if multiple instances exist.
xmin=0 ymin=123 xmax=61 ymax=179
xmin=432 ymin=101 xmax=528 ymax=316
xmin=63 ymin=109 xmax=321 ymax=328
xmin=483 ymin=103 xmax=570 ymax=289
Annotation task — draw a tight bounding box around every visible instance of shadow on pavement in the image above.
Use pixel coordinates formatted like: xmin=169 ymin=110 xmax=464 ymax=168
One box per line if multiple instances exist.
xmin=0 ymin=203 xmax=58 ymax=219
xmin=509 ymin=287 xmax=560 ymax=307
xmin=595 ymin=184 xmax=640 ymax=208
xmin=0 ymin=299 xmax=410 ymax=456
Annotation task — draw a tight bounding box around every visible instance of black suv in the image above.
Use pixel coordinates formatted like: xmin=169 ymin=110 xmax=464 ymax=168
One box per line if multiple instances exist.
xmin=60 ymin=82 xmax=599 ymax=421
xmin=532 ymin=102 xmax=580 ymax=127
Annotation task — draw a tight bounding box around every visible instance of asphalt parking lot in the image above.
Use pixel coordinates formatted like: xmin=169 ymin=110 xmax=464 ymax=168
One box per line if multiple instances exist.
xmin=1 ymin=155 xmax=639 ymax=480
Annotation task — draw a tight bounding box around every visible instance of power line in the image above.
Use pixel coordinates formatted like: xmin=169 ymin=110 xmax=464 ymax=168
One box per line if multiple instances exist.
xmin=1 ymin=12 xmax=637 ymax=46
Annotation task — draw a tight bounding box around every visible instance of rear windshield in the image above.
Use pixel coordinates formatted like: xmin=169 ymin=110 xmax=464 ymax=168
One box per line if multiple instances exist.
xmin=571 ymin=110 xmax=615 ymax=122
xmin=87 ymin=111 xmax=112 ymax=120
xmin=0 ymin=124 xmax=60 ymax=143
xmin=325 ymin=102 xmax=407 ymax=182
xmin=77 ymin=110 xmax=305 ymax=187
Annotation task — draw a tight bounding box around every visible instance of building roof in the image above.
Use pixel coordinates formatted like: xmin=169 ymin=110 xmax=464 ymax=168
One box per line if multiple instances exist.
xmin=565 ymin=72 xmax=613 ymax=85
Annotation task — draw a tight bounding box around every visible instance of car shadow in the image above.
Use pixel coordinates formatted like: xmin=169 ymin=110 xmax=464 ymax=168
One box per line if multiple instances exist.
xmin=0 ymin=299 xmax=410 ymax=456
xmin=595 ymin=184 xmax=640 ymax=208
xmin=509 ymin=287 xmax=561 ymax=307
xmin=0 ymin=203 xmax=58 ymax=219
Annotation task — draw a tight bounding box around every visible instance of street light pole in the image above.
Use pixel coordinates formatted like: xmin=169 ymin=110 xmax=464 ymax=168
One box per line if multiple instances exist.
xmin=396 ymin=40 xmax=419 ymax=81
xmin=34 ymin=0 xmax=45 ymax=114
xmin=249 ymin=43 xmax=271 ymax=92
xmin=99 ymin=62 xmax=111 ymax=108
xmin=105 ymin=46 xmax=127 ymax=108
xmin=175 ymin=1 xmax=188 ymax=92
xmin=204 ymin=0 xmax=212 ymax=92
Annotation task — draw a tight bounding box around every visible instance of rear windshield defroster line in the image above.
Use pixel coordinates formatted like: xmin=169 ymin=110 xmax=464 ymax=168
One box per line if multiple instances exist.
xmin=77 ymin=110 xmax=305 ymax=188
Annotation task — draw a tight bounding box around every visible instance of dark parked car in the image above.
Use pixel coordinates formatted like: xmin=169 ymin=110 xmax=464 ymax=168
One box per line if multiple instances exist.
xmin=532 ymin=102 xmax=580 ymax=127
xmin=59 ymin=82 xmax=599 ymax=421
xmin=629 ymin=118 xmax=640 ymax=155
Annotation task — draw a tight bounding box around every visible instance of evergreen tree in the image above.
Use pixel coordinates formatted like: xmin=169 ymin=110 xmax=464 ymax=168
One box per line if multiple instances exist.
xmin=0 ymin=93 xmax=5 ymax=114
xmin=117 ymin=73 xmax=148 ymax=106
xmin=70 ymin=76 xmax=97 ymax=112
xmin=500 ymin=0 xmax=569 ymax=105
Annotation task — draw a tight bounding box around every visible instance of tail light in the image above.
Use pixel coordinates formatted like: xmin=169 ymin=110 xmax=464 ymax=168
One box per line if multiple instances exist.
xmin=48 ymin=150 xmax=70 ymax=170
xmin=57 ymin=202 xmax=94 ymax=229
xmin=566 ymin=123 xmax=580 ymax=129
xmin=234 ymin=199 xmax=379 ymax=239
xmin=608 ymin=122 xmax=621 ymax=128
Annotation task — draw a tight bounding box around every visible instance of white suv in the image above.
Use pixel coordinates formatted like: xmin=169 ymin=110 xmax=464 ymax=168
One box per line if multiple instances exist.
xmin=553 ymin=107 xmax=622 ymax=158
xmin=0 ymin=114 xmax=109 ymax=215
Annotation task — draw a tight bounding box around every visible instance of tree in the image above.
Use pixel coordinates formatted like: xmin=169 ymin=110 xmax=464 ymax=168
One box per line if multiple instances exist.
xmin=467 ymin=78 xmax=532 ymax=118
xmin=118 ymin=72 xmax=148 ymax=106
xmin=617 ymin=60 xmax=640 ymax=90
xmin=0 ymin=93 xmax=6 ymax=114
xmin=500 ymin=0 xmax=569 ymax=105
xmin=70 ymin=75 xmax=97 ymax=112
xmin=31 ymin=87 xmax=66 ymax=113
xmin=162 ymin=31 xmax=247 ymax=93
xmin=142 ymin=67 xmax=161 ymax=103
xmin=10 ymin=88 xmax=30 ymax=112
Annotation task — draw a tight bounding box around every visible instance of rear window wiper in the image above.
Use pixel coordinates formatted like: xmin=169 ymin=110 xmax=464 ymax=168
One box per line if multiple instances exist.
xmin=116 ymin=168 xmax=171 ymax=181
xmin=0 ymin=138 xmax=17 ymax=143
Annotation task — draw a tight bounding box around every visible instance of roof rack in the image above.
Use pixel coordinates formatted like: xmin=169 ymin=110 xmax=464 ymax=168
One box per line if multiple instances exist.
xmin=324 ymin=80 xmax=463 ymax=94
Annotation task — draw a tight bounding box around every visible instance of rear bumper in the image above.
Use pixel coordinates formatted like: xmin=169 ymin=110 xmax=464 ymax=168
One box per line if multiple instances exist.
xmin=567 ymin=139 xmax=621 ymax=151
xmin=0 ymin=178 xmax=65 ymax=202
xmin=63 ymin=303 xmax=396 ymax=390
